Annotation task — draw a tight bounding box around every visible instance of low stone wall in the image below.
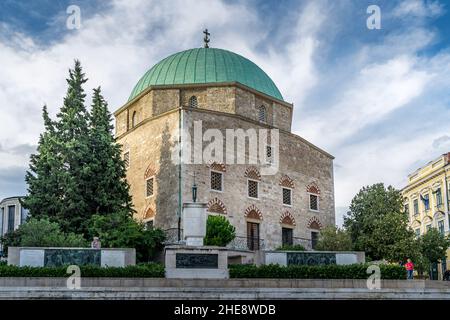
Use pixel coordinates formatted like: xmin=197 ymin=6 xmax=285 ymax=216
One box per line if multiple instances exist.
xmin=264 ymin=251 xmax=365 ymax=266
xmin=8 ymin=247 xmax=135 ymax=267
xmin=0 ymin=278 xmax=448 ymax=299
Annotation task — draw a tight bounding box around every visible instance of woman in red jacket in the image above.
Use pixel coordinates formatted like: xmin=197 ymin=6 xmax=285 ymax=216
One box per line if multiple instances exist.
xmin=405 ymin=258 xmax=414 ymax=280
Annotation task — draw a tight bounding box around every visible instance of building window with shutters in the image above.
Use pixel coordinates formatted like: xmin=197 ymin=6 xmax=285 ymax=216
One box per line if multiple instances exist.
xmin=146 ymin=177 xmax=154 ymax=198
xmin=282 ymin=227 xmax=293 ymax=246
xmin=247 ymin=221 xmax=260 ymax=250
xmin=309 ymin=194 xmax=319 ymax=211
xmin=311 ymin=231 xmax=319 ymax=249
xmin=266 ymin=145 xmax=273 ymax=164
xmin=189 ymin=96 xmax=198 ymax=108
xmin=258 ymin=105 xmax=267 ymax=123
xmin=248 ymin=179 xmax=259 ymax=199
xmin=210 ymin=170 xmax=223 ymax=192
xmin=282 ymin=188 xmax=292 ymax=206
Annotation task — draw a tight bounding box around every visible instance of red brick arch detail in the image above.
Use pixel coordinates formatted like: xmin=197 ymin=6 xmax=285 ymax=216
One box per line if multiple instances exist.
xmin=142 ymin=205 xmax=155 ymax=220
xmin=144 ymin=164 xmax=157 ymax=179
xmin=280 ymin=211 xmax=296 ymax=226
xmin=279 ymin=175 xmax=295 ymax=188
xmin=306 ymin=183 xmax=321 ymax=195
xmin=207 ymin=198 xmax=227 ymax=214
xmin=207 ymin=161 xmax=226 ymax=172
xmin=307 ymin=216 xmax=323 ymax=230
xmin=245 ymin=205 xmax=263 ymax=220
xmin=245 ymin=167 xmax=261 ymax=181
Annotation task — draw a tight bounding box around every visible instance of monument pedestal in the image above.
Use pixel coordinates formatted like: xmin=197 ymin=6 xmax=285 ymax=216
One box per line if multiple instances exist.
xmin=165 ymin=245 xmax=229 ymax=279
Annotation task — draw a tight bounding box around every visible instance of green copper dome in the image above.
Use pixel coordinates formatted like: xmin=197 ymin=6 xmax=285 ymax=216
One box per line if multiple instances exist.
xmin=128 ymin=48 xmax=283 ymax=102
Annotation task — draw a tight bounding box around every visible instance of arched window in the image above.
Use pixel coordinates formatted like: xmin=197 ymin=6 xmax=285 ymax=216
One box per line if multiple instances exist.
xmin=189 ymin=96 xmax=198 ymax=108
xmin=258 ymin=105 xmax=267 ymax=123
xmin=131 ymin=111 xmax=137 ymax=128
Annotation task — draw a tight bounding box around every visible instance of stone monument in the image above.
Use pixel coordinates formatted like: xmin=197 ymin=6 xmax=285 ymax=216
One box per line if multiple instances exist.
xmin=165 ymin=179 xmax=229 ymax=279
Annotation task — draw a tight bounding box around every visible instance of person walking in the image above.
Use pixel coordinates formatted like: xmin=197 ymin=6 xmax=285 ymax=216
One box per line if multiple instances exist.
xmin=405 ymin=258 xmax=414 ymax=280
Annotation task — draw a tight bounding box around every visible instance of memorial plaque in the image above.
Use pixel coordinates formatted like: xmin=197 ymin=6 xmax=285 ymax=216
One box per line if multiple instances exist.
xmin=287 ymin=252 xmax=336 ymax=266
xmin=44 ymin=249 xmax=101 ymax=267
xmin=20 ymin=249 xmax=45 ymax=267
xmin=101 ymin=250 xmax=125 ymax=267
xmin=176 ymin=253 xmax=218 ymax=269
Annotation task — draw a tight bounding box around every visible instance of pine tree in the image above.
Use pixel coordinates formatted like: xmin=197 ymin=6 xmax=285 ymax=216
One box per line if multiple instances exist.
xmin=52 ymin=60 xmax=91 ymax=234
xmin=23 ymin=106 xmax=65 ymax=222
xmin=86 ymin=87 xmax=133 ymax=220
xmin=23 ymin=61 xmax=134 ymax=238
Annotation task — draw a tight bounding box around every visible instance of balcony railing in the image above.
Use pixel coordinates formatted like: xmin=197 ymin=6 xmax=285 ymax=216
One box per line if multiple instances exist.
xmin=227 ymin=236 xmax=265 ymax=251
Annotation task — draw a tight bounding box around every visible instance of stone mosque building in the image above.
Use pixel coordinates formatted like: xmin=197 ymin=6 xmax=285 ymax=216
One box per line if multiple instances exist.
xmin=114 ymin=33 xmax=335 ymax=250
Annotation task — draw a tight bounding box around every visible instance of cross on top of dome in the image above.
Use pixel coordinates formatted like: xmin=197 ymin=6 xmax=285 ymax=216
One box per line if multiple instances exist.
xmin=203 ymin=29 xmax=210 ymax=48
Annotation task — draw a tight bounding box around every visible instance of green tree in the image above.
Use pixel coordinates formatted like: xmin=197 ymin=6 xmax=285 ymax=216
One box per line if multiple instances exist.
xmin=315 ymin=226 xmax=353 ymax=251
xmin=88 ymin=213 xmax=166 ymax=262
xmin=419 ymin=228 xmax=450 ymax=265
xmin=344 ymin=183 xmax=416 ymax=261
xmin=23 ymin=61 xmax=133 ymax=237
xmin=85 ymin=87 xmax=133 ymax=218
xmin=2 ymin=218 xmax=87 ymax=249
xmin=23 ymin=106 xmax=66 ymax=225
xmin=23 ymin=60 xmax=91 ymax=234
xmin=204 ymin=215 xmax=236 ymax=247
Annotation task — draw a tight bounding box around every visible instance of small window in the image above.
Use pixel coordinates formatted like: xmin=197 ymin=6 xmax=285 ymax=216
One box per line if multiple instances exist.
xmin=311 ymin=231 xmax=319 ymax=249
xmin=258 ymin=105 xmax=267 ymax=122
xmin=438 ymin=220 xmax=445 ymax=235
xmin=404 ymin=204 xmax=409 ymax=215
xmin=422 ymin=194 xmax=430 ymax=211
xmin=282 ymin=227 xmax=293 ymax=246
xmin=436 ymin=189 xmax=442 ymax=207
xmin=146 ymin=177 xmax=154 ymax=197
xmin=248 ymin=180 xmax=259 ymax=199
xmin=266 ymin=145 xmax=273 ymax=164
xmin=7 ymin=205 xmax=15 ymax=232
xmin=124 ymin=152 xmax=130 ymax=168
xmin=309 ymin=194 xmax=319 ymax=211
xmin=282 ymin=188 xmax=292 ymax=206
xmin=132 ymin=111 xmax=137 ymax=128
xmin=413 ymin=199 xmax=419 ymax=215
xmin=210 ymin=171 xmax=223 ymax=191
xmin=426 ymin=224 xmax=432 ymax=232
xmin=189 ymin=96 xmax=198 ymax=108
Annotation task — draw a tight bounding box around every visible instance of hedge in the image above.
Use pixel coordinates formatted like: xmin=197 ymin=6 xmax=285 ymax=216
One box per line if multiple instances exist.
xmin=229 ymin=263 xmax=406 ymax=280
xmin=0 ymin=263 xmax=164 ymax=278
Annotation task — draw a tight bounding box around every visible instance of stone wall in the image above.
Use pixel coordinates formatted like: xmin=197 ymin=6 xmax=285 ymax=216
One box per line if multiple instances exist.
xmin=181 ymin=108 xmax=334 ymax=249
xmin=117 ymin=110 xmax=181 ymax=230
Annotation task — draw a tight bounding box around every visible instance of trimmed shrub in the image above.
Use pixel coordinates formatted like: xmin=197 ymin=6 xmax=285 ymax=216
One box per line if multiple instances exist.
xmin=0 ymin=263 xmax=164 ymax=278
xmin=229 ymin=263 xmax=406 ymax=280
xmin=0 ymin=218 xmax=88 ymax=256
xmin=204 ymin=215 xmax=236 ymax=247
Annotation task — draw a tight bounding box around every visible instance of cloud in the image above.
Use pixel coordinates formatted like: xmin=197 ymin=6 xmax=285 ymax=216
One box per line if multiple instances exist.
xmin=0 ymin=0 xmax=449 ymax=228
xmin=392 ymin=0 xmax=444 ymax=18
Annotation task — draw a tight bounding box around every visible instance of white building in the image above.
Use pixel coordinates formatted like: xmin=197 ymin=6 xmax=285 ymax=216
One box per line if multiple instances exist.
xmin=0 ymin=196 xmax=28 ymax=256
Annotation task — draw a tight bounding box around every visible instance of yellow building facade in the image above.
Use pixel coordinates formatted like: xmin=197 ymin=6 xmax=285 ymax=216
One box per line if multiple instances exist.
xmin=402 ymin=152 xmax=450 ymax=278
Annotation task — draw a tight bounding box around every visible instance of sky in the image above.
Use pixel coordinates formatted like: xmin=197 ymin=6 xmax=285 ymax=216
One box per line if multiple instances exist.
xmin=1 ymin=0 xmax=450 ymax=226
